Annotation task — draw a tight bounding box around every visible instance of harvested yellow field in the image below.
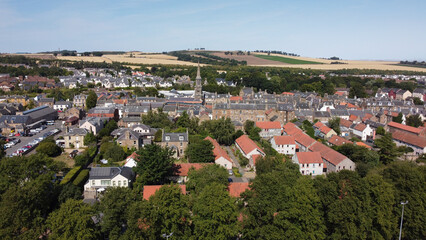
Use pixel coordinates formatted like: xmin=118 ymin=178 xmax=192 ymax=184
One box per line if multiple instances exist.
xmin=57 ymin=56 xmax=113 ymax=63
xmin=59 ymin=52 xmax=203 ymax=66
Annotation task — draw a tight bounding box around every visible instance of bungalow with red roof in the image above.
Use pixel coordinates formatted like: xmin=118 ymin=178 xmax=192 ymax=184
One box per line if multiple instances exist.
xmin=308 ymin=141 xmax=355 ymax=172
xmin=143 ymin=185 xmax=186 ymax=200
xmin=255 ymin=121 xmax=282 ymax=138
xmin=350 ymin=123 xmax=374 ymax=141
xmin=204 ymin=136 xmax=233 ymax=170
xmin=392 ymin=130 xmax=426 ymax=159
xmin=271 ymin=135 xmax=296 ymax=155
xmin=292 ymin=152 xmax=324 ymax=176
xmin=235 ymin=135 xmax=265 ymax=159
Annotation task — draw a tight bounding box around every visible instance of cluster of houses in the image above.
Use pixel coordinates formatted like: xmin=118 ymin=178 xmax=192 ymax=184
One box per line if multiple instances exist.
xmin=1 ymin=66 xmax=426 ymax=203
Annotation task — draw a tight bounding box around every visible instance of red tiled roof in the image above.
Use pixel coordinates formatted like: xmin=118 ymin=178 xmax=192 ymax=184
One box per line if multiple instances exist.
xmin=293 ymin=132 xmax=316 ymax=148
xmin=172 ymin=163 xmax=211 ymax=176
xmin=283 ymin=122 xmax=303 ymax=135
xmin=328 ymin=135 xmax=353 ymax=146
xmin=295 ymin=152 xmax=323 ymax=164
xmin=230 ymin=96 xmax=243 ymax=101
xmin=228 ymin=182 xmax=250 ymax=198
xmin=204 ymin=136 xmax=232 ymax=163
xmin=313 ymin=121 xmax=325 ymax=129
xmin=308 ymin=141 xmax=349 ymax=166
xmin=349 ymin=114 xmax=358 ymax=121
xmin=388 ymin=121 xmax=422 ymax=134
xmin=354 ymin=123 xmax=367 ymax=131
xmin=340 ymin=118 xmax=353 ymax=128
xmin=256 ymin=121 xmax=281 ymax=129
xmin=362 ymin=113 xmax=373 ymax=122
xmin=355 ymin=142 xmax=372 ymax=149
xmin=281 ymin=92 xmax=294 ymax=95
xmin=235 ymin=135 xmax=265 ymax=155
xmin=273 ymin=136 xmax=295 ymax=145
xmin=335 ymin=91 xmax=345 ymax=96
xmin=143 ymin=185 xmax=186 ymax=200
xmin=392 ymin=130 xmax=426 ymax=148
xmin=319 ymin=125 xmax=333 ymax=134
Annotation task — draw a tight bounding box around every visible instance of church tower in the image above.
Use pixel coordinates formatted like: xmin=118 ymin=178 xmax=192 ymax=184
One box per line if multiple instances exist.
xmin=194 ymin=62 xmax=202 ymax=101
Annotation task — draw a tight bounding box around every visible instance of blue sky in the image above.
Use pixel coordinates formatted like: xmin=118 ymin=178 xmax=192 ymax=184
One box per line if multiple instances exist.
xmin=0 ymin=0 xmax=425 ymax=60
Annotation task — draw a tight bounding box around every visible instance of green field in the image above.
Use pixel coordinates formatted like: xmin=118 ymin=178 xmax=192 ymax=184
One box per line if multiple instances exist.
xmin=254 ymin=54 xmax=323 ymax=64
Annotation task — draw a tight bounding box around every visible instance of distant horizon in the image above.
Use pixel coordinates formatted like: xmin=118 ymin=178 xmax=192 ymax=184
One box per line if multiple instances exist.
xmin=1 ymin=0 xmax=425 ymax=61
xmin=3 ymin=49 xmax=425 ymax=62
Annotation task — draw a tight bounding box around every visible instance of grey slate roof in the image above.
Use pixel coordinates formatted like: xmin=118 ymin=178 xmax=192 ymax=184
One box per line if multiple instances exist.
xmin=162 ymin=132 xmax=188 ymax=142
xmin=88 ymin=167 xmax=134 ymax=180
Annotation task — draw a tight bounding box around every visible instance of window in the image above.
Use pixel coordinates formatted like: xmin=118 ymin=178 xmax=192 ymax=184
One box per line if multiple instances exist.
xmin=118 ymin=180 xmax=121 ymax=186
xmin=134 ymin=141 xmax=136 ymax=144
xmin=180 ymin=142 xmax=183 ymax=146
xmin=123 ymin=180 xmax=127 ymax=186
xmin=92 ymin=180 xmax=95 ymax=186
xmin=101 ymin=180 xmax=111 ymax=186
xmin=165 ymin=136 xmax=170 ymax=141
xmin=113 ymin=181 xmax=116 ymax=186
xmin=179 ymin=136 xmax=184 ymax=141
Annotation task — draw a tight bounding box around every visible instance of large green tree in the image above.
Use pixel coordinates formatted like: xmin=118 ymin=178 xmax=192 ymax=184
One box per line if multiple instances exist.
xmin=192 ymin=183 xmax=239 ymax=239
xmin=36 ymin=138 xmax=62 ymax=157
xmin=86 ymin=90 xmax=97 ymax=110
xmin=126 ymin=185 xmax=191 ymax=239
xmin=97 ymin=187 xmax=134 ymax=240
xmin=185 ymin=140 xmax=214 ymax=163
xmin=381 ymin=161 xmax=426 ymax=239
xmin=328 ymin=117 xmax=341 ymax=135
xmin=200 ymin=117 xmax=237 ymax=145
xmin=47 ymin=199 xmax=100 ymax=240
xmin=133 ymin=144 xmax=174 ymax=187
xmin=374 ymin=132 xmax=402 ymax=164
xmin=186 ymin=164 xmax=229 ymax=194
xmin=142 ymin=109 xmax=173 ymax=129
xmin=406 ymin=114 xmax=423 ymax=127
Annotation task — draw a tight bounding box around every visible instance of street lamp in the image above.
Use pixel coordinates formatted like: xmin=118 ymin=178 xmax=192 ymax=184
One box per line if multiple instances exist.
xmin=399 ymin=201 xmax=408 ymax=240
xmin=162 ymin=232 xmax=173 ymax=240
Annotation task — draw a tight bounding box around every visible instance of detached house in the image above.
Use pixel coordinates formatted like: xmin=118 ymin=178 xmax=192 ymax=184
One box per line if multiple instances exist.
xmin=64 ymin=127 xmax=88 ymax=149
xmin=204 ymin=136 xmax=233 ymax=170
xmin=235 ymin=135 xmax=265 ymax=160
xmin=271 ymin=135 xmax=296 ymax=155
xmin=84 ymin=167 xmax=134 ymax=191
xmin=79 ymin=117 xmax=104 ymax=135
xmin=160 ymin=131 xmax=189 ymax=158
xmin=255 ymin=121 xmax=282 ymax=138
xmin=350 ymin=123 xmax=374 ymax=141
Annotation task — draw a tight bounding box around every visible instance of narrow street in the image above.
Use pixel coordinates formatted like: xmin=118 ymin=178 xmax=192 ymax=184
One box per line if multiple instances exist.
xmin=225 ymin=146 xmax=251 ymax=182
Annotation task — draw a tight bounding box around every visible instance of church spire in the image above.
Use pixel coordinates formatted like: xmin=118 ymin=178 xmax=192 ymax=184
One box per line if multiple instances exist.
xmin=194 ymin=61 xmax=202 ymax=101
xmin=196 ymin=61 xmax=201 ymax=80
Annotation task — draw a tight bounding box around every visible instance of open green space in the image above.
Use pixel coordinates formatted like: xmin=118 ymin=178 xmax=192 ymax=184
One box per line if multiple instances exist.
xmin=254 ymin=54 xmax=323 ymax=64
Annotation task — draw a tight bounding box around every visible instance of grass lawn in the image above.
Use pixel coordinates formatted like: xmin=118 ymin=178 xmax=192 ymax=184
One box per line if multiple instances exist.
xmin=53 ymin=153 xmax=75 ymax=168
xmin=254 ymin=54 xmax=323 ymax=64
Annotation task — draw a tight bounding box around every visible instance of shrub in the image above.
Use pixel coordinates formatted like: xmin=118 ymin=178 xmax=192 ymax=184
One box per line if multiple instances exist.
xmin=72 ymin=169 xmax=89 ymax=187
xmin=60 ymin=166 xmax=82 ymax=185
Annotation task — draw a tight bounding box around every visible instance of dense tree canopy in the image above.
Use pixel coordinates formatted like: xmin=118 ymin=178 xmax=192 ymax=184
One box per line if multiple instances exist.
xmin=86 ymin=90 xmax=97 ymax=110
xmin=185 ymin=139 xmax=215 ymax=163
xmin=134 ymin=144 xmax=175 ymax=187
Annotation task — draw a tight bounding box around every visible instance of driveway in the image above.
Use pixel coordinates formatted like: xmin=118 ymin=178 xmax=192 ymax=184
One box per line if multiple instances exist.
xmin=225 ymin=146 xmax=251 ymax=182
